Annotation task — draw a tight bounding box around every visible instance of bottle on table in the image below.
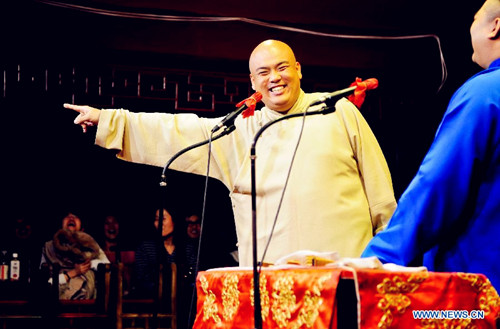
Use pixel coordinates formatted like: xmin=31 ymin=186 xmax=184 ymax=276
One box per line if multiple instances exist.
xmin=10 ymin=252 xmax=20 ymax=281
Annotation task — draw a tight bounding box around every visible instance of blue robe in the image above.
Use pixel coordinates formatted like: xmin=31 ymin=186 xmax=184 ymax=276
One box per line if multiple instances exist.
xmin=362 ymin=58 xmax=500 ymax=289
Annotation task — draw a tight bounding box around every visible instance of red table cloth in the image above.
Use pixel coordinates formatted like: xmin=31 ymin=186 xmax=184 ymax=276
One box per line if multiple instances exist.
xmin=193 ymin=266 xmax=500 ymax=329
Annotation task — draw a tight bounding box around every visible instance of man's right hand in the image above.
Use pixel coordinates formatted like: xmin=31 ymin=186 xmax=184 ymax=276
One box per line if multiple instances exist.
xmin=64 ymin=103 xmax=101 ymax=133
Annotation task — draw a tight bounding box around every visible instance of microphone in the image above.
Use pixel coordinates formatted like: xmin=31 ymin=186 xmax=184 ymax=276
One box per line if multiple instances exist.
xmin=309 ymin=78 xmax=379 ymax=107
xmin=211 ymin=92 xmax=262 ymax=133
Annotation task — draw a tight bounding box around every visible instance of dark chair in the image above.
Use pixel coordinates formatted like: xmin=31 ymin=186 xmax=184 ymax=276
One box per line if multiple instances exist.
xmin=0 ymin=299 xmax=43 ymax=329
xmin=0 ymin=263 xmax=52 ymax=329
xmin=49 ymin=262 xmax=112 ymax=329
xmin=116 ymin=260 xmax=177 ymax=329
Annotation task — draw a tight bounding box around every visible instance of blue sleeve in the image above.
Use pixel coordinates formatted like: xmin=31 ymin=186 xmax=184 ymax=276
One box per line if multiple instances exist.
xmin=362 ymin=71 xmax=500 ymax=265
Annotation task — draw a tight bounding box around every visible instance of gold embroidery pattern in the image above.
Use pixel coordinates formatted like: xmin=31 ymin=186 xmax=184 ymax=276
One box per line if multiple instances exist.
xmin=222 ymin=274 xmax=240 ymax=321
xmin=292 ymin=274 xmax=331 ymax=329
xmin=199 ymin=275 xmax=221 ymax=323
xmin=250 ymin=274 xmax=270 ymax=321
xmin=271 ymin=276 xmax=296 ymax=328
xmin=376 ymin=272 xmax=429 ymax=329
xmin=457 ymin=273 xmax=500 ymax=318
xmin=420 ymin=318 xmax=477 ymax=329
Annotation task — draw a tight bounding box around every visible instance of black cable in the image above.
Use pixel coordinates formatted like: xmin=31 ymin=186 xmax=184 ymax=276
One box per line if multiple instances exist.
xmin=249 ymin=101 xmax=336 ymax=329
xmin=258 ymin=107 xmax=310 ymax=269
xmin=159 ymin=126 xmax=232 ymax=329
xmin=251 ymin=103 xmax=335 ymax=269
xmin=185 ymin=131 xmax=214 ymax=329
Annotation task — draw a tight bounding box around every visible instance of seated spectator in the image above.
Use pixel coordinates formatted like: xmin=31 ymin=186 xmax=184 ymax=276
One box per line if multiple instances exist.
xmin=99 ymin=212 xmax=136 ymax=296
xmin=40 ymin=211 xmax=109 ymax=300
xmin=9 ymin=215 xmax=42 ymax=286
xmin=132 ymin=207 xmax=177 ymax=299
xmin=102 ymin=214 xmax=121 ymax=253
xmin=177 ymin=212 xmax=201 ymax=329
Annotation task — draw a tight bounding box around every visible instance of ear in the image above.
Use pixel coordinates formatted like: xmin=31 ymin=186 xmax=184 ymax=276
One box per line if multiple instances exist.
xmin=489 ymin=17 xmax=500 ymax=39
xmin=249 ymin=73 xmax=256 ymax=90
xmin=296 ymin=62 xmax=302 ymax=80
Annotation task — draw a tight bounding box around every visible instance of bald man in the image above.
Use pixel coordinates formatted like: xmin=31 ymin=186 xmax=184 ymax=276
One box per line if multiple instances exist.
xmin=64 ymin=40 xmax=396 ymax=267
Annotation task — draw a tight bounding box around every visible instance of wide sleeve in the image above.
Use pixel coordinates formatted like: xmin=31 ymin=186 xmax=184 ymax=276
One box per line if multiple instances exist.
xmin=337 ymin=99 xmax=397 ymax=233
xmin=94 ymin=109 xmax=237 ymax=186
xmin=361 ymin=76 xmax=499 ymax=265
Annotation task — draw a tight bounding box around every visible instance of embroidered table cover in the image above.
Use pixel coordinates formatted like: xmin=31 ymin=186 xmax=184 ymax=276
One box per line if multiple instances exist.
xmin=193 ymin=266 xmax=500 ymax=329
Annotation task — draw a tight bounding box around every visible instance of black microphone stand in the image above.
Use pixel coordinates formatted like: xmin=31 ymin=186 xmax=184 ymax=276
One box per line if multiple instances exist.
xmin=152 ymin=125 xmax=235 ymax=329
xmin=160 ymin=126 xmax=235 ymax=186
xmin=250 ymin=94 xmax=347 ymax=329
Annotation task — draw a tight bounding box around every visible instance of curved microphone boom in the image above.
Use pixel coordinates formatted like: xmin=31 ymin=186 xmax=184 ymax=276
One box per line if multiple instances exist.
xmin=158 ymin=91 xmax=262 ymax=328
xmin=211 ymin=92 xmax=262 ymax=133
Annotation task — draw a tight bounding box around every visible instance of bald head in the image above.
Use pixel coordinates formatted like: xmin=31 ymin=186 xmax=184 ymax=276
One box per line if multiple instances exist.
xmin=248 ymin=40 xmax=302 ymax=113
xmin=483 ymin=0 xmax=500 ymax=17
xmin=470 ymin=0 xmax=500 ymax=68
xmin=249 ymin=40 xmax=296 ymax=71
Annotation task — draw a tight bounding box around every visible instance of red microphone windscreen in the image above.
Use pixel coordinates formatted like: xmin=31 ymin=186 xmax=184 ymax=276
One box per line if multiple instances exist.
xmin=241 ymin=92 xmax=262 ymax=118
xmin=251 ymin=92 xmax=263 ymax=102
xmin=348 ymin=77 xmax=379 ymax=108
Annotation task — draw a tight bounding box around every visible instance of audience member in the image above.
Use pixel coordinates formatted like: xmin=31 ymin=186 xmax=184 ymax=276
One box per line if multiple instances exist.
xmin=132 ymin=207 xmax=177 ymax=299
xmin=0 ymin=215 xmax=44 ymax=300
xmin=362 ymin=0 xmax=500 ymax=289
xmin=40 ymin=211 xmax=110 ymax=299
xmin=9 ymin=216 xmax=42 ymax=285
xmin=183 ymin=213 xmax=201 ymax=279
xmin=102 ymin=214 xmax=121 ymax=253
xmin=64 ymin=39 xmax=396 ymax=267
xmin=176 ymin=210 xmax=238 ymax=329
xmin=176 ymin=212 xmax=202 ymax=329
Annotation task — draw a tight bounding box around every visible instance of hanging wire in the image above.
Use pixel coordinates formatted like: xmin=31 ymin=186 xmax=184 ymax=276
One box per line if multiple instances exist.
xmin=186 ymin=131 xmax=213 ymax=329
xmin=258 ymin=108 xmax=309 ymax=268
xmin=35 ymin=0 xmax=447 ymax=92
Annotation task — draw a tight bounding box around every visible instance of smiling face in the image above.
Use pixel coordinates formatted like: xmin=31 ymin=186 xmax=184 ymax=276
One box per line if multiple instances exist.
xmin=185 ymin=215 xmax=201 ymax=239
xmin=104 ymin=215 xmax=120 ymax=241
xmin=249 ymin=40 xmax=302 ymax=113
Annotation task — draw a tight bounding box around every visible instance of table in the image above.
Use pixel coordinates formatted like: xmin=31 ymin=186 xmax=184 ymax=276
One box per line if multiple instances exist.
xmin=192 ymin=266 xmax=500 ymax=329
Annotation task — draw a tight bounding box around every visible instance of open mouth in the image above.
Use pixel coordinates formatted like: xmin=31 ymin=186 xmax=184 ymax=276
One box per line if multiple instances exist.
xmin=269 ymin=85 xmax=286 ymax=93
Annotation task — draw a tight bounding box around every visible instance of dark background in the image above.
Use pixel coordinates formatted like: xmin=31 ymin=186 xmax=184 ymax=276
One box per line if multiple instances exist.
xmin=0 ymin=0 xmax=486 ymax=260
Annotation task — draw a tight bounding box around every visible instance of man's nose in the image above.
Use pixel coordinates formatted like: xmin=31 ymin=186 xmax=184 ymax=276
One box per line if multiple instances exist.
xmin=269 ymin=69 xmax=281 ymax=82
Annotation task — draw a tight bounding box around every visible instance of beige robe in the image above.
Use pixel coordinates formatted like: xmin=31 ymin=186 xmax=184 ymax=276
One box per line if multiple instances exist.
xmin=96 ymin=90 xmax=396 ymax=267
